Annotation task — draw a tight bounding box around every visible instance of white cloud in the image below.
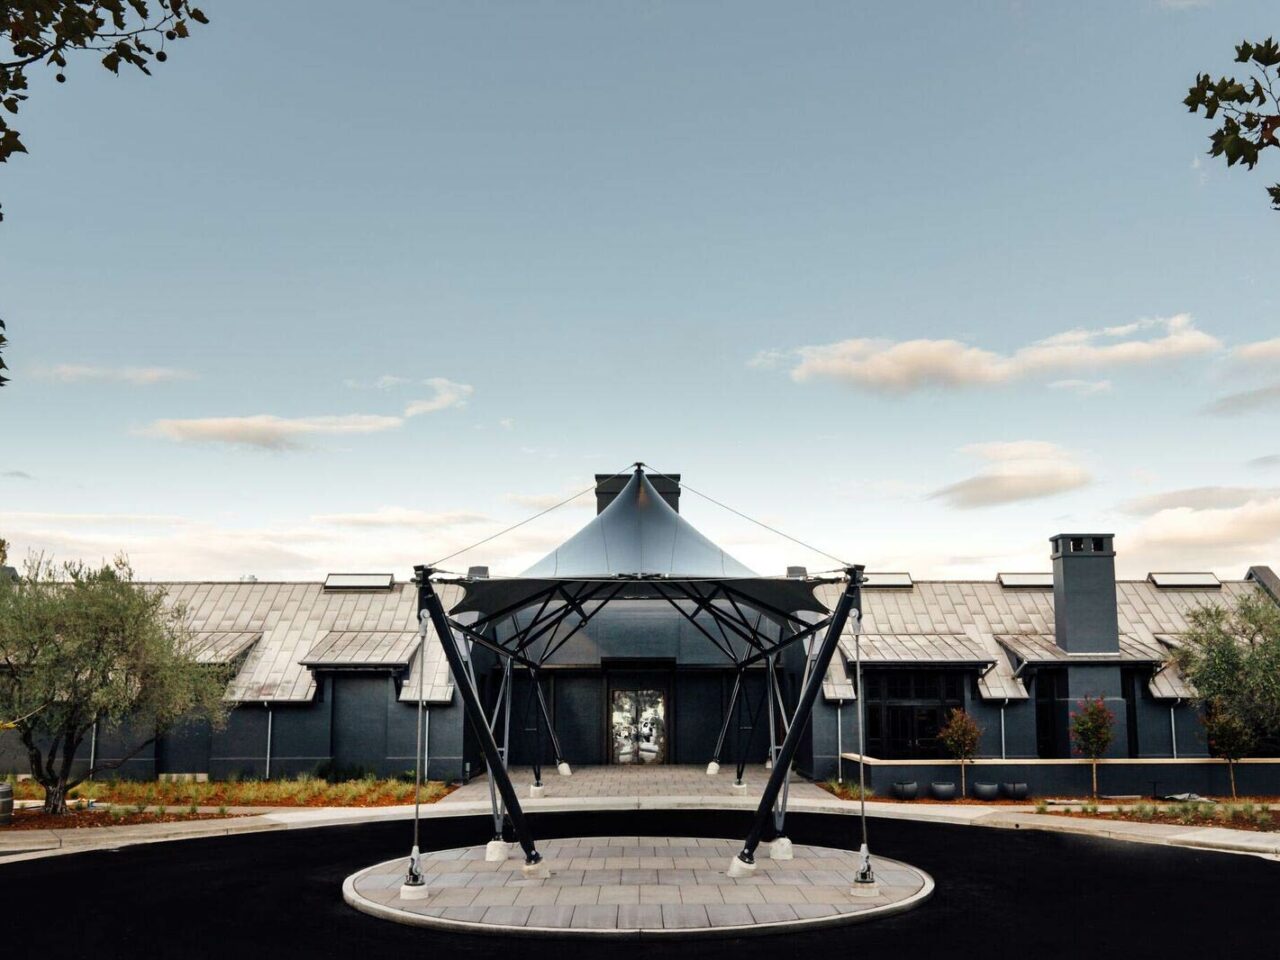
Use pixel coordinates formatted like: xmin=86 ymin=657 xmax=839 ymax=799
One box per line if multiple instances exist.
xmin=1249 ymin=454 xmax=1280 ymax=469
xmin=310 ymin=508 xmax=491 ymax=527
xmin=1048 ymin=378 xmax=1112 ymax=396
xmin=1233 ymin=337 xmax=1280 ymax=365
xmin=930 ymin=441 xmax=1091 ymax=508
xmin=506 ymin=483 xmax=597 ymax=511
xmin=142 ymin=413 xmax=404 ymax=450
xmin=0 ymin=510 xmax=185 ymax=524
xmin=344 ymin=374 xmax=413 ymax=390
xmin=403 ymin=378 xmax=473 ymax=416
xmin=0 ymin=509 xmax=579 ymax=581
xmin=1121 ymin=486 xmax=1279 ymax=515
xmin=39 ymin=364 xmax=196 ymax=385
xmin=1204 ymin=382 xmax=1280 ymax=417
xmin=499 ymin=418 xmax=515 ymax=430
xmin=1122 ymin=496 xmax=1280 ymax=573
xmin=758 ymin=314 xmax=1220 ymax=394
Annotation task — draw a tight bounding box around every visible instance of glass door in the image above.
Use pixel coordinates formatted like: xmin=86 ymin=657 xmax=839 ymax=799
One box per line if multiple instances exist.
xmin=610 ymin=689 xmax=668 ymax=764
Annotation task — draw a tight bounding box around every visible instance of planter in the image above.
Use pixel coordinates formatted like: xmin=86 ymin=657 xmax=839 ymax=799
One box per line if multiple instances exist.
xmin=972 ymin=781 xmax=1000 ymax=801
xmin=1001 ymin=782 xmax=1029 ymax=801
xmin=930 ymin=781 xmax=957 ymax=801
xmin=892 ymin=780 xmax=918 ymax=800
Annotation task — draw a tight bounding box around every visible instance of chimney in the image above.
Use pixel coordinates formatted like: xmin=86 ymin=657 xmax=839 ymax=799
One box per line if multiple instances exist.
xmin=1050 ymin=534 xmax=1119 ymax=654
xmin=594 ymin=471 xmax=681 ymax=514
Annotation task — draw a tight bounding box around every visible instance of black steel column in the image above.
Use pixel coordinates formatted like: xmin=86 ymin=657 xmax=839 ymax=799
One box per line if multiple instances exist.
xmin=710 ymin=671 xmax=742 ymax=767
xmin=531 ymin=672 xmax=566 ymax=769
xmin=734 ymin=566 xmax=863 ymax=866
xmin=417 ymin=567 xmax=542 ymax=865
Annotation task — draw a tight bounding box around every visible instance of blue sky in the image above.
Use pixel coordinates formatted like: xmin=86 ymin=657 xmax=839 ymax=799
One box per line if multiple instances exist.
xmin=2 ymin=0 xmax=1278 ymax=580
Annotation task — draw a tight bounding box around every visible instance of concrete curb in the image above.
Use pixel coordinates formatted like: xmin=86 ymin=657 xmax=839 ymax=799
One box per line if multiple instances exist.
xmin=3 ymin=795 xmax=1277 ymax=865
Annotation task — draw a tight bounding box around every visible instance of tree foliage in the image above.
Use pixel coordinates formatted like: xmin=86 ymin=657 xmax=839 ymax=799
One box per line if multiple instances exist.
xmin=937 ymin=707 xmax=982 ymax=795
xmin=1203 ymin=702 xmax=1257 ymax=799
xmin=0 ymin=555 xmax=228 ymax=813
xmin=1184 ymin=37 xmax=1280 ymax=211
xmin=1 ymin=1 xmax=211 ymax=220
xmin=1173 ymin=591 xmax=1280 ymax=755
xmin=1070 ymin=696 xmax=1114 ymax=799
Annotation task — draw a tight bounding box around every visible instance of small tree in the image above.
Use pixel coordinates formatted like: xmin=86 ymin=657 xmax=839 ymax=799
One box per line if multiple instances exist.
xmin=1203 ymin=701 xmax=1257 ymax=800
xmin=0 ymin=555 xmax=228 ymax=813
xmin=1070 ymin=696 xmax=1114 ymax=799
xmin=1174 ymin=593 xmax=1280 ymax=754
xmin=937 ymin=707 xmax=982 ymax=797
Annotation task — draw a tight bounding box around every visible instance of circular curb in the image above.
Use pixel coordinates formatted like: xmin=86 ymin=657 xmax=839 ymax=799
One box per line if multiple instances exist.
xmin=343 ymin=841 xmax=934 ymax=939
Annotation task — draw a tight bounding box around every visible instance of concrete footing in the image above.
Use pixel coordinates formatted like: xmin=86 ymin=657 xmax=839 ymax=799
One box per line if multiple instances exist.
xmin=485 ymin=839 xmax=511 ymax=862
xmin=769 ymin=836 xmax=793 ymax=860
xmin=725 ymin=855 xmax=756 ymax=878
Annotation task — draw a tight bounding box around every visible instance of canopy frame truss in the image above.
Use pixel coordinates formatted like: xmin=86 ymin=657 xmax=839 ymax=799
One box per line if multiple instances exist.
xmin=413 ymin=563 xmax=864 ymax=870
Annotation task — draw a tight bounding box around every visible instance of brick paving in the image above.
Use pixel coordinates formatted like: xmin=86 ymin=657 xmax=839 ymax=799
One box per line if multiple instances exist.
xmin=345 ymin=836 xmax=931 ymax=936
xmin=441 ymin=763 xmax=833 ymax=803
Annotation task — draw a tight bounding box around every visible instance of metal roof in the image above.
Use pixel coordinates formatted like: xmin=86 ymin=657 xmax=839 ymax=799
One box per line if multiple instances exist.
xmin=301 ymin=630 xmax=421 ymax=667
xmin=522 ymin=468 xmax=756 ymax=578
xmin=187 ymin=631 xmax=261 ymax=664
xmin=163 ymin=580 xmax=424 ymax=702
xmin=995 ymin=632 xmax=1167 ymax=664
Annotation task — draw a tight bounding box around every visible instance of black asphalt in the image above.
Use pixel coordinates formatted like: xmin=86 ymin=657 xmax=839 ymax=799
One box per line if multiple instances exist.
xmin=1 ymin=810 xmax=1274 ymax=959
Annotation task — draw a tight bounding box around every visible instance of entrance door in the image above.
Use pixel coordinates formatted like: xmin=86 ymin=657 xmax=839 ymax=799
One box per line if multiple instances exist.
xmin=610 ymin=689 xmax=668 ymax=764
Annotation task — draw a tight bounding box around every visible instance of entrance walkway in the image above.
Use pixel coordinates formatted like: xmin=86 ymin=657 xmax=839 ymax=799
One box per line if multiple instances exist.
xmin=442 ymin=765 xmax=831 ymax=804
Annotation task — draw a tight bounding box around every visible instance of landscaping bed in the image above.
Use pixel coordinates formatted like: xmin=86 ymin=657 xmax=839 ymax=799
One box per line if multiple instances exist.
xmin=6 ymin=775 xmax=455 ymax=810
xmin=1046 ymin=800 xmax=1279 ymax=833
xmin=820 ymin=779 xmax=1030 ymax=804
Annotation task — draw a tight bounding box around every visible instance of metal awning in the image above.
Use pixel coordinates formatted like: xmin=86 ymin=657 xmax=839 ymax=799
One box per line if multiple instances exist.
xmin=301 ymin=630 xmax=420 ymax=667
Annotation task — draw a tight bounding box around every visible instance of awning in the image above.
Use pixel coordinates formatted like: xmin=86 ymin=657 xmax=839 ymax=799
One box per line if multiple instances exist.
xmin=301 ymin=630 xmax=420 ymax=668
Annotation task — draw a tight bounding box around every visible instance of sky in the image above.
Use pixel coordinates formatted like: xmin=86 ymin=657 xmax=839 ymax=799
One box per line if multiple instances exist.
xmin=1 ymin=0 xmax=1279 ymax=582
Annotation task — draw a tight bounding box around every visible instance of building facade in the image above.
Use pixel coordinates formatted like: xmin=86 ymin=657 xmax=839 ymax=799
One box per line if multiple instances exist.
xmin=3 ymin=470 xmax=1279 ymax=797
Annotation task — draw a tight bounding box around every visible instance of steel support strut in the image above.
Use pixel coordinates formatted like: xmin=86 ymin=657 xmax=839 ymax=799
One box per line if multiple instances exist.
xmin=417 ymin=567 xmax=542 ymax=866
xmin=733 ymin=566 xmax=863 ymax=868
xmin=531 ymin=672 xmax=567 ymax=770
xmin=709 ymin=670 xmax=742 ymax=768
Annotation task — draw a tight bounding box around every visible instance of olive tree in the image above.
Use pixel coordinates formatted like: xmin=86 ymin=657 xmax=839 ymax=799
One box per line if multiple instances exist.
xmin=0 ymin=555 xmax=227 ymax=813
xmin=1174 ymin=592 xmax=1280 ymax=753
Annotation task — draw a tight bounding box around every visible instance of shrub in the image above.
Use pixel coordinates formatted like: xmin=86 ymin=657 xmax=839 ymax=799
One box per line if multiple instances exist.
xmin=1070 ymin=696 xmax=1115 ymax=799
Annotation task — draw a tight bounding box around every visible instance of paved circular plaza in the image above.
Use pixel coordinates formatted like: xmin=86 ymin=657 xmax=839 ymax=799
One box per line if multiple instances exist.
xmin=343 ymin=836 xmax=932 ymax=938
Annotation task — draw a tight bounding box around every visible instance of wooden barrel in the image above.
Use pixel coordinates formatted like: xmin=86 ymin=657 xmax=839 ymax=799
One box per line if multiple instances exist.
xmin=0 ymin=782 xmax=12 ymax=825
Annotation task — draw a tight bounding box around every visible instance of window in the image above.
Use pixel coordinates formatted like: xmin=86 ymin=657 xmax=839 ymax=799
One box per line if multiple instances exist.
xmin=862 ymin=669 xmax=966 ymax=760
xmin=1035 ymin=669 xmax=1067 ymax=758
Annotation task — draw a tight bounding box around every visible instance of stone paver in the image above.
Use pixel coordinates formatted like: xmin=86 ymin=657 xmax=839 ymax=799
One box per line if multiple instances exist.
xmin=343 ymin=836 xmax=932 ymax=937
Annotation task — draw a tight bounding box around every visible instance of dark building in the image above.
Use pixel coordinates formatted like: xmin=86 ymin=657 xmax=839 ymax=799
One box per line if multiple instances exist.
xmin=3 ymin=469 xmax=1279 ymax=797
